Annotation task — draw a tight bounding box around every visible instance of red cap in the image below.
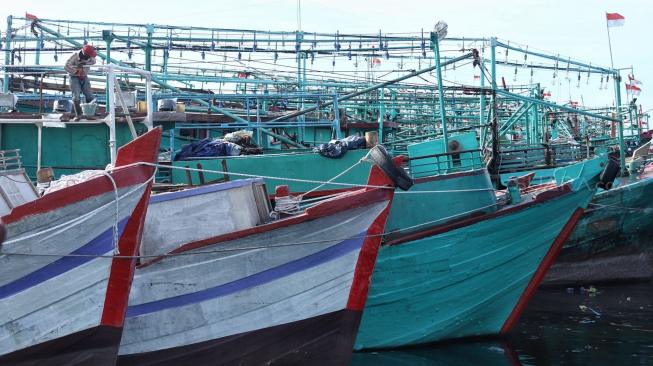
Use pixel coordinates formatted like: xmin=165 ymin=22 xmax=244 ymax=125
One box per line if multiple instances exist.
xmin=82 ymin=44 xmax=97 ymax=58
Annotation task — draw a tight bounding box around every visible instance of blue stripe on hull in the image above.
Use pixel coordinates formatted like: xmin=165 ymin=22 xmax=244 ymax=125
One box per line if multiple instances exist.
xmin=126 ymin=233 xmax=366 ymax=318
xmin=0 ymin=218 xmax=128 ymax=300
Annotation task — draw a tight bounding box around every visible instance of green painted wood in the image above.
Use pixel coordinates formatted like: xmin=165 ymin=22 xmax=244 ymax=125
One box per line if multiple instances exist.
xmin=171 ymin=149 xmax=371 ymax=194
xmin=1 ymin=122 xmax=146 ymax=179
xmin=385 ymin=170 xmax=497 ymax=234
xmin=408 ymin=132 xmax=481 ymax=177
xmin=355 ymin=171 xmax=598 ymax=349
xmin=565 ymin=167 xmax=653 ymax=256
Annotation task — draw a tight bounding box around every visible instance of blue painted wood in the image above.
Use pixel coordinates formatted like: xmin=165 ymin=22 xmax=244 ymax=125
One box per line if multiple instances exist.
xmin=0 ymin=219 xmax=128 ymax=300
xmin=150 ymin=178 xmax=263 ymax=203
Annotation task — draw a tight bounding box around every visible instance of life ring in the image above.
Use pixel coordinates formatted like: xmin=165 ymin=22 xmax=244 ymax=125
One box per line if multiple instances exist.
xmin=369 ymin=145 xmax=414 ymax=191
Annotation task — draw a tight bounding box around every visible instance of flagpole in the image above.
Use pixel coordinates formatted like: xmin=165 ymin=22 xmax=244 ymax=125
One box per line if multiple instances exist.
xmin=605 ymin=12 xmax=615 ymax=69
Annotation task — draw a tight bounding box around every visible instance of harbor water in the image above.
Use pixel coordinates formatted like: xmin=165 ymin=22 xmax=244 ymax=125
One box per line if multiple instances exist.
xmin=352 ymin=282 xmax=653 ymax=365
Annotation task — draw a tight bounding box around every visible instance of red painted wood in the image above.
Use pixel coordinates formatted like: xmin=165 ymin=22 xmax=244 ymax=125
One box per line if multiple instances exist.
xmin=346 ymin=164 xmax=394 ymax=310
xmin=2 ymin=128 xmax=162 ymax=225
xmin=499 ymin=208 xmax=585 ymax=333
xmin=100 ymin=128 xmax=161 ymax=326
xmin=100 ymin=189 xmax=152 ymax=327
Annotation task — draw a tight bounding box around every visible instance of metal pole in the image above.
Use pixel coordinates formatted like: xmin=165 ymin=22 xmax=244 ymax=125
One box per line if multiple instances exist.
xmin=478 ymin=60 xmax=487 ymax=148
xmin=107 ymin=66 xmax=117 ymax=165
xmin=490 ymin=37 xmax=497 ymax=90
xmin=105 ymin=37 xmax=112 ymax=106
xmin=37 ymin=123 xmax=42 ymax=172
xmin=605 ymin=13 xmax=615 ymax=69
xmin=145 ymin=76 xmax=153 ymax=130
xmin=378 ymin=88 xmax=385 ymax=143
xmin=432 ymin=32 xmax=448 ymax=151
xmin=145 ymin=24 xmax=153 ymax=72
xmin=614 ymin=72 xmax=626 ymax=175
xmin=3 ymin=16 xmax=12 ymax=93
xmin=35 ymin=32 xmax=42 ymax=65
xmin=269 ymin=52 xmax=474 ymax=123
xmin=333 ymin=94 xmax=342 ymax=139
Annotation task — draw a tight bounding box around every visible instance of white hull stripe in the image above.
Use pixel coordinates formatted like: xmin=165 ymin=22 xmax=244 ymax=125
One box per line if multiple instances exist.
xmin=126 ymin=232 xmax=366 ymax=318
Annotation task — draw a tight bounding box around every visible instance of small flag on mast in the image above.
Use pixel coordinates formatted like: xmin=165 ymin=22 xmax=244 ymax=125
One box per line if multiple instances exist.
xmin=25 ymin=13 xmax=38 ymax=20
xmin=606 ymin=13 xmax=625 ymax=27
xmin=626 ymin=83 xmax=642 ymax=96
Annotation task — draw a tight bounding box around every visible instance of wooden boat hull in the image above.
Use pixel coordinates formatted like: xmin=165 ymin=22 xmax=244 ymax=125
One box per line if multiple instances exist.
xmin=544 ymin=165 xmax=653 ymax=285
xmin=118 ymin=177 xmax=393 ymax=365
xmin=119 ymin=309 xmax=361 ymax=366
xmin=354 ymin=161 xmax=601 ymax=349
xmin=0 ymin=129 xmax=160 ymax=365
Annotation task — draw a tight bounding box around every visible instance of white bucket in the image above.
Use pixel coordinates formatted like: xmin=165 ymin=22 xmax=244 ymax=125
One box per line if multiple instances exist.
xmin=80 ymin=101 xmax=97 ymax=116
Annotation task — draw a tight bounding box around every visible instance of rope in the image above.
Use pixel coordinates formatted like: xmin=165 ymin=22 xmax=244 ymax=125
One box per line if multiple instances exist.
xmin=119 ymin=161 xmax=498 ymax=194
xmin=99 ymin=170 xmax=120 ymax=254
xmin=273 ymin=195 xmax=301 ymax=215
xmin=1 ymin=200 xmax=499 ymax=260
xmin=301 ymin=154 xmax=368 ymax=197
xmin=1 ymin=178 xmax=151 ymax=247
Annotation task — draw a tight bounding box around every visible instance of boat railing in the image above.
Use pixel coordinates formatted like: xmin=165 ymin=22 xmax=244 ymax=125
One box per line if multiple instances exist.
xmin=498 ymin=145 xmax=548 ymax=173
xmin=0 ymin=149 xmax=22 ymax=171
xmin=498 ymin=143 xmax=594 ymax=173
xmin=405 ymin=148 xmax=484 ymax=178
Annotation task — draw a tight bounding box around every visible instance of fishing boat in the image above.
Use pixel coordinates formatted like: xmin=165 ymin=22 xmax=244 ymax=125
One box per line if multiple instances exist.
xmin=498 ymin=140 xmax=653 ymax=285
xmin=543 ymin=146 xmax=653 ymax=285
xmin=116 ymin=148 xmax=398 ymax=366
xmin=0 ymin=128 xmax=161 ymax=365
xmin=352 ymin=144 xmax=612 ymax=349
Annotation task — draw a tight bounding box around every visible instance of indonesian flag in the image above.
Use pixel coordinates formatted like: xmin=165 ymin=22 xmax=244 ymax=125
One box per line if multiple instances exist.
xmin=626 ymin=83 xmax=642 ymax=96
xmin=25 ymin=12 xmax=38 ymax=20
xmin=542 ymin=91 xmax=551 ymax=99
xmin=628 ymin=74 xmax=642 ymax=85
xmin=606 ymin=13 xmax=625 ymax=27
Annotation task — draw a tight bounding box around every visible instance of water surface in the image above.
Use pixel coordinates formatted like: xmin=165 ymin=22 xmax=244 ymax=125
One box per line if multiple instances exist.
xmin=352 ymin=283 xmax=653 ymax=365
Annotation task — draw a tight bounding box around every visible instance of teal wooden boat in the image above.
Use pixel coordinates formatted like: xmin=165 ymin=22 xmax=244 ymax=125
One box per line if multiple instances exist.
xmin=499 ymin=142 xmax=653 ymax=285
xmin=544 ymin=161 xmax=653 ymax=285
xmin=353 ymin=153 xmax=606 ymax=349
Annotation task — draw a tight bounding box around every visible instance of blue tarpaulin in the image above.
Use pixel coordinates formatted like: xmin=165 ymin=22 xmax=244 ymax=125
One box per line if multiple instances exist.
xmin=174 ymin=138 xmax=242 ymax=161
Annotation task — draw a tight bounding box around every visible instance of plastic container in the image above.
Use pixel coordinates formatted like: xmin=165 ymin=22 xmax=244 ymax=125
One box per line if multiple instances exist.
xmin=80 ymin=102 xmax=97 ymax=116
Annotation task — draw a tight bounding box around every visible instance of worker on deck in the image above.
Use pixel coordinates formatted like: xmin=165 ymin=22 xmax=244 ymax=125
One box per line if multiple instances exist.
xmin=64 ymin=44 xmax=97 ymax=117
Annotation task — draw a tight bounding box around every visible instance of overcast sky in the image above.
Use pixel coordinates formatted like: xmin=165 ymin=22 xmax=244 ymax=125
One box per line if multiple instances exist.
xmin=4 ymin=0 xmax=651 ymax=112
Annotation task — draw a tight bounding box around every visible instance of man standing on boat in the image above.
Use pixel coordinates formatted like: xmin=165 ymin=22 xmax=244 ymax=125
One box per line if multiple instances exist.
xmin=64 ymin=45 xmax=97 ymax=118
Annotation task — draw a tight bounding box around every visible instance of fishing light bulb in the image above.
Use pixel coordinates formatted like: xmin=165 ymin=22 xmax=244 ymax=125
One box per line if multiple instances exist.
xmin=433 ymin=21 xmax=448 ymax=41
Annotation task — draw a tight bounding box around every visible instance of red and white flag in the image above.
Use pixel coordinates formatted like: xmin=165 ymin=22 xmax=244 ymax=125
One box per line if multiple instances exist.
xmin=542 ymin=91 xmax=551 ymax=99
xmin=626 ymin=83 xmax=642 ymax=96
xmin=606 ymin=13 xmax=625 ymax=27
xmin=25 ymin=12 xmax=38 ymax=20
